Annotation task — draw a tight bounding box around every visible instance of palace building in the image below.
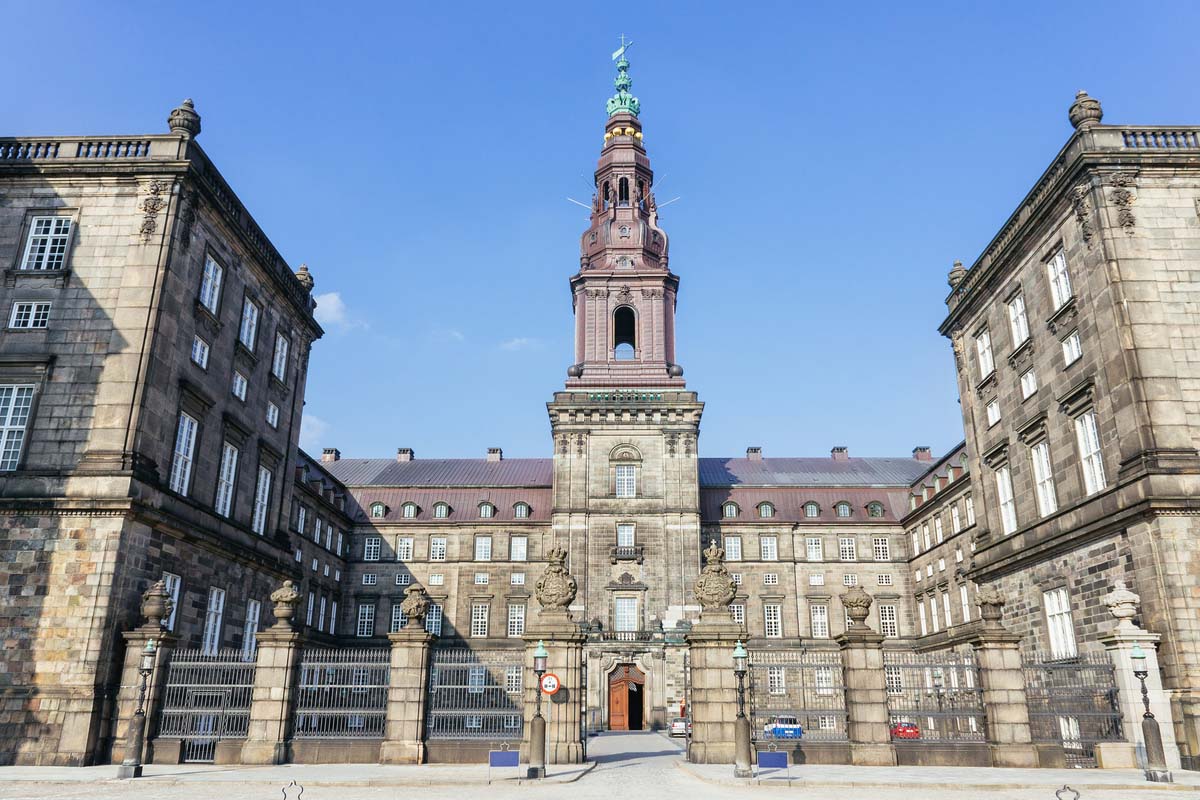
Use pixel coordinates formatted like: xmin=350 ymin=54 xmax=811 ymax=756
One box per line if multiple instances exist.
xmin=1 ymin=51 xmax=1199 ymax=769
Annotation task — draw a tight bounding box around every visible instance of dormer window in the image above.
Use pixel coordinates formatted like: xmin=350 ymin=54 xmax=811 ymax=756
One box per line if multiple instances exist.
xmin=866 ymin=501 xmax=885 ymax=518
xmin=433 ymin=502 xmax=449 ymax=519
xmin=804 ymin=502 xmax=820 ymax=518
xmin=835 ymin=502 xmax=852 ymax=518
xmin=758 ymin=503 xmax=775 ymax=519
xmin=514 ymin=502 xmax=530 ymax=519
xmin=370 ymin=503 xmax=386 ymax=519
xmin=722 ymin=502 xmax=739 ymax=519
xmin=479 ymin=503 xmax=495 ymax=519
xmin=402 ymin=502 xmax=417 ymax=519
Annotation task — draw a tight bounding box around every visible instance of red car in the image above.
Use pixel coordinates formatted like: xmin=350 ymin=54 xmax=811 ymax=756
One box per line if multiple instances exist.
xmin=890 ymin=721 xmax=921 ymax=740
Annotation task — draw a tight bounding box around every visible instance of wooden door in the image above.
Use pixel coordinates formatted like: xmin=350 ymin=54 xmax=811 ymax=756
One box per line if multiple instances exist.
xmin=609 ymin=680 xmax=628 ymax=730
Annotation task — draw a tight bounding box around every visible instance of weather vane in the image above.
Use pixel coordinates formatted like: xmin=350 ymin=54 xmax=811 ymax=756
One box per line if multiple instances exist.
xmin=612 ymin=34 xmax=633 ymax=61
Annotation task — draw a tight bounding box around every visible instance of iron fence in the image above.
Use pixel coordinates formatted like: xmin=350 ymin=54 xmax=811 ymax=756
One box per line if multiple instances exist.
xmin=883 ymin=649 xmax=986 ymax=742
xmin=425 ymin=647 xmax=524 ymax=740
xmin=748 ymin=649 xmax=848 ymax=742
xmin=1023 ymin=650 xmax=1123 ymax=767
xmin=157 ymin=648 xmax=255 ymax=763
xmin=293 ymin=647 xmax=390 ymax=738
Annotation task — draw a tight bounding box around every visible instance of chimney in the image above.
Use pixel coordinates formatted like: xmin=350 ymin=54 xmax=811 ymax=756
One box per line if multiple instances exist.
xmin=913 ymin=446 xmax=932 ymax=462
xmin=746 ymin=446 xmax=762 ymax=461
xmin=396 ymin=448 xmax=414 ymax=463
xmin=831 ymin=446 xmax=849 ymax=461
xmin=487 ymin=447 xmax=503 ymax=462
xmin=321 ymin=447 xmax=340 ymax=463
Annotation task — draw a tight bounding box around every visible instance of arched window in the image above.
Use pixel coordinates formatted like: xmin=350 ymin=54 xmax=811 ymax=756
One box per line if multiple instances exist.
xmin=636 ymin=179 xmax=646 ymax=208
xmin=479 ymin=502 xmax=495 ymax=519
xmin=402 ymin=502 xmax=417 ymax=519
xmin=722 ymin=502 xmax=739 ymax=519
xmin=866 ymin=501 xmax=885 ymax=518
xmin=370 ymin=502 xmax=386 ymax=519
xmin=603 ymin=181 xmax=611 ymax=210
xmin=804 ymin=502 xmax=820 ymax=518
xmin=611 ymin=445 xmax=641 ymax=499
xmin=514 ymin=502 xmax=530 ymax=519
xmin=835 ymin=502 xmax=852 ymax=518
xmin=758 ymin=502 xmax=775 ymax=519
xmin=618 ymin=177 xmax=630 ymax=206
xmin=433 ymin=502 xmax=449 ymax=519
xmin=613 ymin=306 xmax=636 ymax=360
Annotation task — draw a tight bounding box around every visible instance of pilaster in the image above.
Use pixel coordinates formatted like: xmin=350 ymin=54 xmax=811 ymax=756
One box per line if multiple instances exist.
xmin=239 ymin=627 xmax=304 ymax=765
xmin=379 ymin=627 xmax=434 ymax=764
xmin=684 ymin=616 xmax=742 ymax=764
xmin=835 ymin=628 xmax=896 ymax=766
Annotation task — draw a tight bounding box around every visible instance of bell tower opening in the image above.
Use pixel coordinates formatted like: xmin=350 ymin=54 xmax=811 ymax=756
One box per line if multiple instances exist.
xmin=613 ymin=306 xmax=636 ymax=360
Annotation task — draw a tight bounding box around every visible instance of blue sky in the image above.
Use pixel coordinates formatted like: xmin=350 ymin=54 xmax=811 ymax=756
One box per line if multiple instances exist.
xmin=5 ymin=2 xmax=1199 ymax=460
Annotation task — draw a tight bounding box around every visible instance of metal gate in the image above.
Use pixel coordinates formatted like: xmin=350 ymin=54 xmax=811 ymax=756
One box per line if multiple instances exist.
xmin=293 ymin=647 xmax=390 ymax=738
xmin=748 ymin=649 xmax=848 ymax=741
xmin=883 ymin=649 xmax=986 ymax=742
xmin=157 ymin=648 xmax=255 ymax=763
xmin=425 ymin=648 xmax=524 ymax=740
xmin=1024 ymin=650 xmax=1123 ymax=767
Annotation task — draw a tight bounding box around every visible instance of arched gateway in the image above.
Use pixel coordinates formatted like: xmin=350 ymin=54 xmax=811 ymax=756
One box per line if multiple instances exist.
xmin=607 ymin=664 xmax=645 ymax=731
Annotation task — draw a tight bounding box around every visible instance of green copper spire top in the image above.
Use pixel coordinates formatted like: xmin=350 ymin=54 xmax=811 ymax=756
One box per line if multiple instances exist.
xmin=606 ymin=35 xmax=641 ymax=118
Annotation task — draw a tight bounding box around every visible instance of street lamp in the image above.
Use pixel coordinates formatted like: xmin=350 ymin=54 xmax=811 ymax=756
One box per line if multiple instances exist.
xmin=931 ymin=668 xmax=946 ymax=741
xmin=1131 ymin=644 xmax=1172 ymax=783
xmin=117 ymin=639 xmax=157 ymax=779
xmin=527 ymin=640 xmax=549 ymax=779
xmin=733 ymin=641 xmax=752 ymax=779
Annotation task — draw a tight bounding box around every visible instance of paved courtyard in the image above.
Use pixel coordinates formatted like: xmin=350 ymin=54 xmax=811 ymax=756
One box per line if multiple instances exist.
xmin=0 ymin=733 xmax=1196 ymax=800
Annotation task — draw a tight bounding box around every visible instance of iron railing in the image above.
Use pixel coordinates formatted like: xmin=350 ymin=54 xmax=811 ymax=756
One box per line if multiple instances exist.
xmin=426 ymin=648 xmax=524 ymax=740
xmin=157 ymin=648 xmax=255 ymax=763
xmin=1023 ymin=650 xmax=1123 ymax=767
xmin=748 ymin=649 xmax=848 ymax=742
xmin=293 ymin=647 xmax=389 ymax=738
xmin=883 ymin=649 xmax=986 ymax=742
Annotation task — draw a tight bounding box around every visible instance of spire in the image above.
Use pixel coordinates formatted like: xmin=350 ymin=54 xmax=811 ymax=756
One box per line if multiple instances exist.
xmin=606 ymin=35 xmax=641 ymax=118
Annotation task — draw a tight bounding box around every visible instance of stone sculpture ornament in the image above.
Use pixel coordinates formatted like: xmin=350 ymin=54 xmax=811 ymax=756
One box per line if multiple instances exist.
xmin=399 ymin=583 xmax=431 ymax=628
xmin=141 ymin=579 xmax=173 ymax=629
xmin=270 ymin=580 xmax=302 ymax=629
xmin=840 ymin=584 xmax=873 ymax=628
xmin=535 ymin=546 xmax=578 ymax=609
xmin=977 ymin=584 xmax=1006 ymax=628
xmin=1102 ymin=580 xmax=1140 ymax=630
xmin=693 ymin=540 xmax=736 ymax=612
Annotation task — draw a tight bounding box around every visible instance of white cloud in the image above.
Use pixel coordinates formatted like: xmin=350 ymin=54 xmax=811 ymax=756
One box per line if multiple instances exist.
xmin=300 ymin=413 xmax=330 ymax=450
xmin=431 ymin=328 xmax=466 ymax=343
xmin=499 ymin=337 xmax=539 ymax=351
xmin=313 ymin=291 xmax=367 ymax=331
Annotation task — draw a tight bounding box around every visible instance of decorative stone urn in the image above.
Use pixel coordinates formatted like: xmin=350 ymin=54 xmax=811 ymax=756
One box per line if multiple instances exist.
xmin=141 ymin=579 xmax=172 ymax=629
xmin=168 ymin=98 xmax=202 ymax=138
xmin=977 ymin=584 xmax=1006 ymax=629
xmin=947 ymin=260 xmax=967 ymax=289
xmin=269 ymin=580 xmax=302 ymax=630
xmin=840 ymin=585 xmax=873 ymax=629
xmin=535 ymin=547 xmax=578 ymax=610
xmin=1068 ymin=90 xmax=1103 ymax=130
xmin=400 ymin=583 xmax=431 ymax=630
xmin=693 ymin=540 xmax=736 ymax=613
xmin=1102 ymin=581 xmax=1140 ymax=631
xmin=295 ymin=263 xmax=315 ymax=292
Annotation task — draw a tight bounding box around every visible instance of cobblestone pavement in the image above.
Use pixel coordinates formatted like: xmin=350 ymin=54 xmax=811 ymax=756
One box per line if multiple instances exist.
xmin=0 ymin=733 xmax=1196 ymax=800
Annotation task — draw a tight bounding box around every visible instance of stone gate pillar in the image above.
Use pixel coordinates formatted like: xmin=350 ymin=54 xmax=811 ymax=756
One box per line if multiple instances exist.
xmin=968 ymin=586 xmax=1038 ymax=768
xmin=381 ymin=584 xmax=435 ymax=764
xmin=685 ymin=540 xmax=741 ymax=765
xmin=835 ymin=586 xmax=896 ymax=766
xmin=114 ymin=580 xmax=177 ymax=764
xmin=240 ymin=581 xmax=304 ymax=765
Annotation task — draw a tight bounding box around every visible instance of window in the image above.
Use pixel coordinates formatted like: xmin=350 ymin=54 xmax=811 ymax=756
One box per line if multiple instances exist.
xmin=724 ymin=535 xmax=742 ymax=561
xmin=266 ymin=402 xmax=279 ymax=429
xmin=337 ymin=532 xmax=344 ymax=555
xmin=866 ymin=501 xmax=884 ymax=518
xmin=474 ymin=572 xmax=489 ymax=585
xmin=872 ymin=537 xmax=890 ymax=561
xmin=614 ymin=596 xmax=638 ymax=631
xmin=162 ymin=572 xmax=182 ymax=631
xmin=306 ymin=592 xmax=315 ymax=627
xmin=433 ymin=503 xmax=449 ymax=518
xmin=467 ymin=667 xmax=486 ymax=694
xmin=985 ymin=399 xmax=1001 ymax=427
xmin=951 ymin=505 xmax=962 ymax=533
xmin=806 ymin=537 xmax=823 ymax=561
xmin=760 ymin=535 xmax=778 ymax=561
xmin=402 ymin=502 xmax=417 ymax=518
xmin=430 ymin=537 xmax=447 ymax=561
xmin=479 ymin=503 xmax=495 ymax=519
xmin=364 ymin=537 xmax=381 ymax=561
xmin=1007 ymin=294 xmax=1030 ymax=346
xmin=877 ymin=574 xmax=893 ymax=586
xmin=842 ymin=574 xmax=857 ymax=587
xmin=934 ymin=518 xmax=944 ymax=544
xmin=616 ymin=523 xmax=635 ymax=547
xmin=168 ymin=411 xmax=198 ymax=495
xmin=251 ymin=465 xmax=272 ymax=535
xmin=943 ymin=592 xmax=952 ymax=627
xmin=809 ymin=574 xmax=825 ymax=586
xmin=815 ymin=666 xmax=834 ymax=695
xmin=764 ymin=573 xmax=779 ymax=585
xmin=396 ymin=573 xmax=411 ymax=586
xmin=995 ymin=465 xmax=1017 ymax=535
xmin=1075 ymin=410 xmax=1106 ymax=495
xmin=470 ymin=603 xmax=489 ymax=637
xmin=189 ymin=335 xmax=210 ymax=369
xmin=966 ymin=494 xmax=975 ymax=526
xmin=428 ymin=573 xmax=443 ymax=585
xmin=885 ymin=665 xmax=903 ymax=695
xmin=960 ymin=585 xmax=972 ymax=623
xmin=475 ymin=535 xmax=492 ymax=561
xmin=1044 ymin=587 xmax=1078 ymax=659
xmin=294 ymin=548 xmax=302 ymax=563
xmin=1062 ymin=331 xmax=1083 ymax=365
xmin=1030 ymin=441 xmax=1058 ymax=516
xmin=731 ymin=603 xmax=745 ymax=626
xmin=723 ymin=502 xmax=738 ymax=518
xmin=201 ymin=587 xmax=225 ymax=655
xmin=1047 ymin=248 xmax=1073 ymax=311
xmin=758 ymin=502 xmax=774 ymax=518
xmin=804 ymin=502 xmax=820 ymax=518
xmin=21 ymin=217 xmax=72 ymax=270
xmin=938 ymin=558 xmax=946 ymax=572
xmin=929 ymin=596 xmax=940 ymax=633
xmin=809 ymin=604 xmax=828 ymax=638
xmin=615 ymin=464 xmax=637 ymax=498
xmin=732 ymin=573 xmax=742 ymax=585
xmin=910 ymin=530 xmax=920 ymax=555
xmin=296 ymin=506 xmax=307 ymax=536
xmin=923 ymin=524 xmax=931 ymax=550
xmin=199 ymin=255 xmax=223 ymax=313
xmin=976 ymin=328 xmax=995 ymax=378
xmin=362 ymin=573 xmax=377 ymax=586
xmin=370 ymin=502 xmax=385 ymax=519
xmin=238 ymin=299 xmax=260 ymax=350
xmin=511 ymin=572 xmax=525 ymax=585
xmin=955 ymin=548 xmax=964 ymax=563
xmin=396 ymin=537 xmax=414 ymax=561
xmin=425 ymin=603 xmax=443 ymax=635
xmin=514 ymin=502 xmax=530 ymax=518
xmin=231 ymin=371 xmax=247 ymax=401
xmin=503 ymin=604 xmax=525 ymax=637
xmin=767 ymin=666 xmax=786 ymax=695
xmin=764 ymin=604 xmax=783 ymax=638
xmin=505 ymin=666 xmax=523 ymax=694
xmin=915 ymin=569 xmax=922 ymax=583
xmin=214 ymin=442 xmax=239 ymax=517
xmin=509 ymin=535 xmax=527 ymax=561
xmin=1020 ymin=369 xmax=1038 ymax=400
xmin=390 ymin=603 xmax=408 ymax=633
xmin=318 ymin=596 xmax=328 ymax=633
xmin=835 ymin=502 xmax=851 ymax=518
xmin=838 ymin=537 xmax=856 ymax=561
xmin=356 ymin=604 xmax=375 ymax=637
xmin=918 ymin=603 xmax=928 ymax=636
xmin=272 ymin=333 xmax=290 ymax=380
xmin=9 ymin=301 xmax=51 ymax=330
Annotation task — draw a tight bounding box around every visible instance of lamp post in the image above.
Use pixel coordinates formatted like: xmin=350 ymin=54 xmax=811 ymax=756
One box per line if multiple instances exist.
xmin=733 ymin=641 xmax=752 ymax=778
xmin=527 ymin=640 xmax=549 ymax=779
xmin=1131 ymin=644 xmax=1172 ymax=783
xmin=117 ymin=639 xmax=157 ymax=779
xmin=931 ymin=668 xmax=946 ymax=741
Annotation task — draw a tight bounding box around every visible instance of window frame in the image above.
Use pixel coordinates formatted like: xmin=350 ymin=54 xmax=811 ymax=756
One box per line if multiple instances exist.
xmin=238 ymin=297 xmax=261 ymax=351
xmin=8 ymin=301 xmax=51 ymax=330
xmin=614 ymin=463 xmax=637 ymax=498
xmin=1007 ymin=293 xmax=1030 ymax=347
xmin=198 ymin=254 xmax=224 ymax=314
xmin=20 ymin=216 xmax=73 ymax=271
xmin=1075 ymin=409 xmax=1107 ymax=495
xmin=214 ymin=441 xmax=239 ymax=518
xmin=1046 ymin=248 xmax=1073 ymax=311
xmin=1030 ymin=440 xmax=1059 ymax=516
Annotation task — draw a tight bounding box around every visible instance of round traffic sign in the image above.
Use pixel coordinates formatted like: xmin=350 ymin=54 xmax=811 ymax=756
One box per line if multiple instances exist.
xmin=539 ymin=672 xmax=561 ymax=695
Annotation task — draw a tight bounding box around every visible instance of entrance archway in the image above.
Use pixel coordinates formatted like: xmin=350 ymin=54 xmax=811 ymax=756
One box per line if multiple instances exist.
xmin=608 ymin=663 xmax=645 ymax=730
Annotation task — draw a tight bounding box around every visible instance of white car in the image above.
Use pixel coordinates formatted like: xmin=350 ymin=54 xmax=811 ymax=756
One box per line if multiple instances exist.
xmin=669 ymin=717 xmax=691 ymax=737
